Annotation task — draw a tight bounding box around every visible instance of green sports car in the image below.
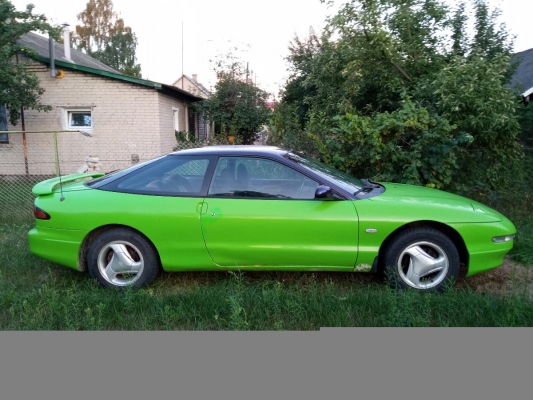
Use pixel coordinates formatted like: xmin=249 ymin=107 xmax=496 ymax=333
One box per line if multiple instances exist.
xmin=28 ymin=146 xmax=516 ymax=292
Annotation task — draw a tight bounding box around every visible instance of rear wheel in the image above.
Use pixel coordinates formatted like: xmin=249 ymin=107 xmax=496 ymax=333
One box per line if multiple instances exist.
xmin=87 ymin=228 xmax=161 ymax=288
xmin=382 ymin=228 xmax=460 ymax=292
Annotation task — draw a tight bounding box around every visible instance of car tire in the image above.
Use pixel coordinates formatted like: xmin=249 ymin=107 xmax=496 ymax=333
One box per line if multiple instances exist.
xmin=382 ymin=227 xmax=460 ymax=292
xmin=87 ymin=228 xmax=161 ymax=288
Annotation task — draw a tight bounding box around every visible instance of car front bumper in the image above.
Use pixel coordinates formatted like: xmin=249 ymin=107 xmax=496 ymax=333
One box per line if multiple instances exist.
xmin=450 ymin=218 xmax=516 ymax=277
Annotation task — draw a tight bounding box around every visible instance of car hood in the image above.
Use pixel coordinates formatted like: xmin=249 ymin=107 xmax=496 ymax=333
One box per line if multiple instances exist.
xmin=370 ymin=183 xmax=505 ymax=223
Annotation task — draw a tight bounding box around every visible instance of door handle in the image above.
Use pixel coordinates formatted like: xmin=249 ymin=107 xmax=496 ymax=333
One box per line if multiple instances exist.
xmin=196 ymin=202 xmax=208 ymax=215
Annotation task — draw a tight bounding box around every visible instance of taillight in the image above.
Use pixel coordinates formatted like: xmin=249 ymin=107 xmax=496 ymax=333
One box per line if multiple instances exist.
xmin=34 ymin=206 xmax=51 ymax=220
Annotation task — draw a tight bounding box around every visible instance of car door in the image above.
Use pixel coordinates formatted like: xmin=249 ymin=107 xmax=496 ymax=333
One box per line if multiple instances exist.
xmin=98 ymin=154 xmax=217 ymax=271
xmin=200 ymin=156 xmax=359 ymax=270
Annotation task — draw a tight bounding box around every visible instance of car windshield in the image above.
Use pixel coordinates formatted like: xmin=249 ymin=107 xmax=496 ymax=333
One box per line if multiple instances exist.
xmin=285 ymin=152 xmax=367 ymax=194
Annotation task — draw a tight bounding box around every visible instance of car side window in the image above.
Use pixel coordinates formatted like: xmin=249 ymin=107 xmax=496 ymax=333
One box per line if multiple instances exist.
xmin=208 ymin=157 xmax=319 ymax=200
xmin=108 ymin=156 xmax=212 ymax=196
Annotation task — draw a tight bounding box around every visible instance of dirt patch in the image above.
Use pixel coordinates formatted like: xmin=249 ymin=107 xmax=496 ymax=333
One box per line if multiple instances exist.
xmin=457 ymin=258 xmax=533 ymax=299
xmin=152 ymin=258 xmax=532 ymax=298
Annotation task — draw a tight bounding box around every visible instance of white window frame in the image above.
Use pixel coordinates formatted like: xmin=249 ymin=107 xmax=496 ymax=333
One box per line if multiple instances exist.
xmin=173 ymin=107 xmax=180 ymax=132
xmin=67 ymin=109 xmax=93 ymax=130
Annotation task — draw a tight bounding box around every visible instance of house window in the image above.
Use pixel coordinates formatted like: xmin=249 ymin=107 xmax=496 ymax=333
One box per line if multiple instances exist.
xmin=0 ymin=133 xmax=8 ymax=144
xmin=173 ymin=107 xmax=180 ymax=132
xmin=68 ymin=110 xmax=92 ymax=129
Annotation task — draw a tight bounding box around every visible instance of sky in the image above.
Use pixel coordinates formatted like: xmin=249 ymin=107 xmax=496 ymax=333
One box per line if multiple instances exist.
xmin=10 ymin=0 xmax=533 ymax=98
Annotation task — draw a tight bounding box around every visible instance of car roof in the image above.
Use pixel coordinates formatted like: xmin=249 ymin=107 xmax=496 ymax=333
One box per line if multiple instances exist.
xmin=170 ymin=145 xmax=290 ymax=157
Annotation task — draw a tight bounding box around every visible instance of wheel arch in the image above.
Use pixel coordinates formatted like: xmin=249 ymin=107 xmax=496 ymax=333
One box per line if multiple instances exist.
xmin=376 ymin=220 xmax=469 ymax=277
xmin=78 ymin=224 xmax=161 ymax=272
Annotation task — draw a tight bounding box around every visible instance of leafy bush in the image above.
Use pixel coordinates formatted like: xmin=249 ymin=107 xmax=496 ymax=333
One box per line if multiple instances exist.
xmin=271 ymin=0 xmax=524 ymax=192
xmin=308 ymin=99 xmax=469 ymax=188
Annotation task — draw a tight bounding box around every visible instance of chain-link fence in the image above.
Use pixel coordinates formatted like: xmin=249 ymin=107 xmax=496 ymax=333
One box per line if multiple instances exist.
xmin=4 ymin=129 xmax=529 ymax=224
xmin=0 ymin=131 xmax=228 ymax=223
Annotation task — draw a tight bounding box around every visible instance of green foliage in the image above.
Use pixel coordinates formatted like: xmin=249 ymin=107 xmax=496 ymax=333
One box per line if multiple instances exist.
xmin=175 ymin=130 xmax=201 ymax=145
xmin=268 ymin=101 xmax=319 ymax=156
xmin=74 ymin=0 xmax=142 ymax=78
xmin=273 ymin=0 xmax=521 ymax=191
xmin=425 ymin=52 xmax=523 ymax=191
xmin=517 ymin=102 xmax=533 ymax=147
xmin=193 ymin=52 xmax=271 ymax=145
xmin=308 ymin=98 xmax=467 ymax=188
xmin=0 ymin=0 xmax=59 ymax=125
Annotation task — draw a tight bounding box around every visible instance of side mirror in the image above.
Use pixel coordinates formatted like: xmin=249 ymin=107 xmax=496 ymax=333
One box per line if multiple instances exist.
xmin=315 ymin=185 xmax=334 ymax=199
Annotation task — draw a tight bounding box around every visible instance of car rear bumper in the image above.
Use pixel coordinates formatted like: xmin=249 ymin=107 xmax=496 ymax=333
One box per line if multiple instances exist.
xmin=28 ymin=226 xmax=87 ymax=271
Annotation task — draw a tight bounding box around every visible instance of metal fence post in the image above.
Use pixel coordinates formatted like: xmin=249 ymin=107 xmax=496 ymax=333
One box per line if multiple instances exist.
xmin=53 ymin=131 xmax=60 ymax=177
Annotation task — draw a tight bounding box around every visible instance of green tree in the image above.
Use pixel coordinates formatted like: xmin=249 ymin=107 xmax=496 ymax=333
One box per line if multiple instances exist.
xmin=74 ymin=0 xmax=142 ymax=78
xmin=0 ymin=0 xmax=59 ymax=128
xmin=194 ymin=53 xmax=271 ymax=145
xmin=272 ymin=0 xmax=521 ymax=190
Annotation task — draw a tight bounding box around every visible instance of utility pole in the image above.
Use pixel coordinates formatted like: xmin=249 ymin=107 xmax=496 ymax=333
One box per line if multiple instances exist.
xmin=181 ymin=21 xmax=184 ymax=90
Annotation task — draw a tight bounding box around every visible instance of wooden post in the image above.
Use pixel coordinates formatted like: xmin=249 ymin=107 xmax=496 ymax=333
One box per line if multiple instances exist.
xmin=20 ymin=108 xmax=29 ymax=178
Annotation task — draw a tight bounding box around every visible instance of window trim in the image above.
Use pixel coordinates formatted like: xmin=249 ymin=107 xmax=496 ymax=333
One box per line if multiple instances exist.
xmin=173 ymin=107 xmax=180 ymax=132
xmin=67 ymin=109 xmax=93 ymax=130
xmin=97 ymin=155 xmax=217 ymax=198
xmin=206 ymin=156 xmax=323 ymax=201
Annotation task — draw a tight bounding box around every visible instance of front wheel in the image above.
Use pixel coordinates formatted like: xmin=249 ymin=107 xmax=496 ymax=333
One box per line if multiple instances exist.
xmin=382 ymin=228 xmax=460 ymax=292
xmin=87 ymin=228 xmax=161 ymax=288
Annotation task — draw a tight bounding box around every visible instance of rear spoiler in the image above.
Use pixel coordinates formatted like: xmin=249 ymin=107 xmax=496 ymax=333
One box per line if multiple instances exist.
xmin=32 ymin=173 xmax=105 ymax=195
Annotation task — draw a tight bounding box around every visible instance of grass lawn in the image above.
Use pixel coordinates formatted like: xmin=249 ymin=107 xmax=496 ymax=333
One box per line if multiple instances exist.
xmin=1 ymin=222 xmax=532 ymax=330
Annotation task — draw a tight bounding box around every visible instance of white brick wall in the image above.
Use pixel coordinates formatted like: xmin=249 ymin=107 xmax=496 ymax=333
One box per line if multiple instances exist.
xmin=1 ymin=60 xmax=192 ymax=175
xmin=158 ymin=94 xmax=187 ymax=155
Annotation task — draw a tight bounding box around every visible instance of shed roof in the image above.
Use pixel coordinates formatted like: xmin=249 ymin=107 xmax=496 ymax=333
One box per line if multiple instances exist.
xmin=17 ymin=32 xmax=119 ymax=73
xmin=511 ymin=48 xmax=533 ymax=96
xmin=17 ymin=32 xmax=203 ymax=103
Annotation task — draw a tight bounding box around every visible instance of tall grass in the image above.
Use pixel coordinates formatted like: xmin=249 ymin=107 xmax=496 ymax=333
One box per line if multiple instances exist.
xmin=1 ymin=223 xmax=532 ymax=330
xmin=1 ymin=149 xmax=532 ymax=329
xmin=467 ymin=150 xmax=533 ymax=266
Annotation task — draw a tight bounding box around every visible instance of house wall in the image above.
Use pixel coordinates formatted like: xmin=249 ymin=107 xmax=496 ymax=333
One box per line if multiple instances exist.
xmin=174 ymin=77 xmax=209 ymax=99
xmin=172 ymin=76 xmax=211 ymax=140
xmin=1 ymin=60 xmax=190 ymax=175
xmin=158 ymin=93 xmax=188 ymax=154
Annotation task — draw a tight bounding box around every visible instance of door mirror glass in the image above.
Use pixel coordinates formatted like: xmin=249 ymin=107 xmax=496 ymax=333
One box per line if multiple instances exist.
xmin=315 ymin=185 xmax=333 ymax=199
xmin=315 ymin=185 xmax=339 ymax=200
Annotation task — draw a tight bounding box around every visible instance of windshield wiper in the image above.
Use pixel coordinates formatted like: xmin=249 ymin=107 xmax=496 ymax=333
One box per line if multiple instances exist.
xmin=353 ymin=185 xmax=374 ymax=197
xmin=211 ymin=191 xmax=293 ymax=199
xmin=353 ymin=179 xmax=382 ymax=196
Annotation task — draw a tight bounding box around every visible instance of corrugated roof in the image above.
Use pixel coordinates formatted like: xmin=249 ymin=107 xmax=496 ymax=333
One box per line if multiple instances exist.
xmin=17 ymin=32 xmax=120 ymax=73
xmin=511 ymin=48 xmax=533 ymax=95
xmin=16 ymin=32 xmax=203 ymax=103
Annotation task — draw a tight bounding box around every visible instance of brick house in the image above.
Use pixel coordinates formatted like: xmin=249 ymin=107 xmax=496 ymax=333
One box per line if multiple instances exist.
xmin=0 ymin=31 xmax=203 ymax=175
xmin=172 ymin=74 xmax=213 ymax=140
